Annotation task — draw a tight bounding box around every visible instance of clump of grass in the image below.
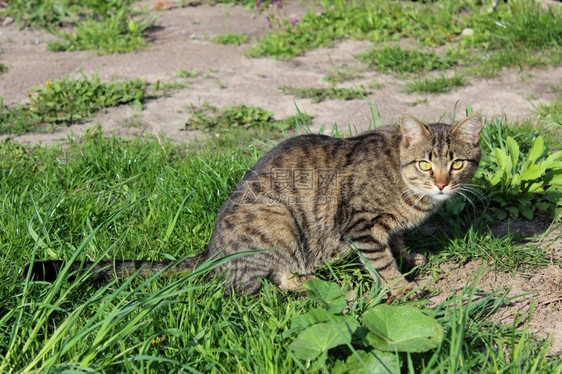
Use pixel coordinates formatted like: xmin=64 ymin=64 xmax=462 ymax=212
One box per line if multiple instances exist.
xmin=211 ymin=32 xmax=249 ymax=45
xmin=47 ymin=0 xmax=155 ymax=54
xmin=405 ymin=75 xmax=466 ymax=93
xmin=323 ymin=64 xmax=364 ymax=84
xmin=186 ymin=102 xmax=312 ymax=131
xmin=1 ymin=0 xmax=71 ymax=28
xmin=470 ymin=0 xmax=562 ymax=51
xmin=5 ymin=0 xmax=156 ymax=54
xmin=176 ymin=69 xmax=199 ymax=78
xmin=0 ymin=74 xmax=147 ymax=134
xmin=355 ymin=45 xmax=455 ymax=74
xmin=280 ymin=85 xmax=369 ymax=103
xmin=535 ymin=85 xmax=562 ymax=126
xmin=0 ymin=64 xmax=6 ymax=73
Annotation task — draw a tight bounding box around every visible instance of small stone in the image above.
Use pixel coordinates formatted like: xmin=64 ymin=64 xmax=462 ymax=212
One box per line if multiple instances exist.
xmin=461 ymin=28 xmax=474 ymax=37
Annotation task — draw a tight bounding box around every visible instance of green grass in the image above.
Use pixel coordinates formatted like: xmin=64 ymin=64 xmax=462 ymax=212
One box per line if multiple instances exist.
xmin=280 ymin=85 xmax=369 ymax=103
xmin=0 ymin=116 xmax=560 ymax=371
xmin=247 ymin=0 xmax=460 ymax=59
xmin=0 ymin=74 xmax=148 ymax=134
xmin=405 ymin=75 xmax=467 ymax=93
xmin=247 ymin=0 xmax=561 ymax=77
xmin=0 ymin=63 xmax=6 ymax=74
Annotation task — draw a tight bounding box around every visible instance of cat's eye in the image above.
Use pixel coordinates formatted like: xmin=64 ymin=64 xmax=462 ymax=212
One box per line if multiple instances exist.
xmin=451 ymin=160 xmax=464 ymax=170
xmin=418 ymin=161 xmax=432 ymax=171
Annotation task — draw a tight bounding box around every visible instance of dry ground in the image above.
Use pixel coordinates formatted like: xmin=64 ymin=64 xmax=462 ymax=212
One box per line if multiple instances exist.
xmin=1 ymin=1 xmax=560 ymax=355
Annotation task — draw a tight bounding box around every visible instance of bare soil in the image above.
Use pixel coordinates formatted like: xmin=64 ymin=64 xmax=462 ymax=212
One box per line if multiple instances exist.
xmin=1 ymin=1 xmax=560 ymax=355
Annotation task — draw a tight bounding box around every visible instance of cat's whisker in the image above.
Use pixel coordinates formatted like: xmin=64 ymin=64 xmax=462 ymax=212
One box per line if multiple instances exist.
xmin=459 ymin=185 xmax=487 ymax=203
xmin=412 ymin=189 xmax=429 ymax=208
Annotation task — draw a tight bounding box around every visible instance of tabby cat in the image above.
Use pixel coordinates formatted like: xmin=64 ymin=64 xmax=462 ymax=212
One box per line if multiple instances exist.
xmin=31 ymin=113 xmax=482 ymax=297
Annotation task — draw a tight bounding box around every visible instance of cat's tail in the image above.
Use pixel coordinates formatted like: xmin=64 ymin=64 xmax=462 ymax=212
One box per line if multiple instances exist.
xmin=29 ymin=256 xmax=203 ymax=283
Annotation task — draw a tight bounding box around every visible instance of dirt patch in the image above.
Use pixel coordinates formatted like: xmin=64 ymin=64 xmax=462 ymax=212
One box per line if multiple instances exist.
xmin=1 ymin=1 xmax=561 ymax=353
xmin=425 ymin=259 xmax=562 ymax=356
xmin=422 ymin=218 xmax=562 ymax=356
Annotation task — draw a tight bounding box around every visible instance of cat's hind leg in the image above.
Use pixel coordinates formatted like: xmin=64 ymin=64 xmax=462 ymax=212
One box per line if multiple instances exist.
xmin=214 ymin=204 xmax=309 ymax=293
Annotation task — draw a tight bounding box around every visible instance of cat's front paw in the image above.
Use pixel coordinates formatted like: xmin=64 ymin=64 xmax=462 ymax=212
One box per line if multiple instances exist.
xmin=388 ymin=281 xmax=425 ymax=302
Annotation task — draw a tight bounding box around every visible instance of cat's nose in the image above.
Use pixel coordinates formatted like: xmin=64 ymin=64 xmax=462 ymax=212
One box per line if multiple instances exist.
xmin=436 ymin=182 xmax=447 ymax=191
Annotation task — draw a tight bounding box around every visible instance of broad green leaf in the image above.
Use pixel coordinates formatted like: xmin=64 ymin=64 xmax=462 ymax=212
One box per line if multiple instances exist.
xmin=489 ymin=172 xmax=502 ymax=186
xmin=506 ymin=136 xmax=519 ymax=167
xmin=445 ymin=198 xmax=465 ymax=215
xmin=332 ymin=350 xmax=399 ymax=374
xmin=289 ymin=315 xmax=360 ymax=360
xmin=304 ymin=279 xmax=347 ymax=314
xmin=495 ymin=148 xmax=512 ymax=173
xmin=291 ymin=308 xmax=331 ymax=331
xmin=545 ymin=186 xmax=562 ymax=205
xmin=527 ymin=182 xmax=544 ymax=193
xmin=511 ymin=173 xmax=521 ymax=188
xmin=527 ymin=136 xmax=545 ymax=163
xmin=520 ymin=164 xmax=546 ymax=181
xmin=545 ymin=172 xmax=562 ymax=186
xmin=363 ymin=305 xmax=443 ymax=352
xmin=542 ymin=150 xmax=562 ymax=168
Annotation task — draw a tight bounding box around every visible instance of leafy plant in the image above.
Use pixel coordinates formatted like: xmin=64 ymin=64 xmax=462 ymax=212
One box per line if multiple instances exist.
xmin=211 ymin=32 xmax=249 ymax=45
xmin=476 ymin=134 xmax=561 ymax=219
xmin=0 ymin=63 xmax=6 ymax=74
xmin=280 ymin=85 xmax=369 ymax=103
xmin=288 ymin=279 xmax=443 ymax=371
xmin=186 ymin=102 xmax=312 ymax=131
xmin=0 ymin=74 xmax=147 ymax=134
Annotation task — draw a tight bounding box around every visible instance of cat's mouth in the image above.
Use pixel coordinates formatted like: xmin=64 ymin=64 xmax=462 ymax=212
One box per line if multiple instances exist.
xmin=431 ymin=192 xmax=452 ymax=201
xmin=428 ymin=186 xmax=455 ymax=201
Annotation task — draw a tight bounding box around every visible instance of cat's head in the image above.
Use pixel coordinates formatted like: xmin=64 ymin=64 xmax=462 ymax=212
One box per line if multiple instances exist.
xmin=399 ymin=114 xmax=482 ymax=202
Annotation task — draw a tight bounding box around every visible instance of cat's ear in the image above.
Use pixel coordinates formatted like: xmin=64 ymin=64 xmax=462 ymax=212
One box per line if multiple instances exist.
xmin=451 ymin=114 xmax=482 ymax=145
xmin=400 ymin=114 xmax=430 ymax=147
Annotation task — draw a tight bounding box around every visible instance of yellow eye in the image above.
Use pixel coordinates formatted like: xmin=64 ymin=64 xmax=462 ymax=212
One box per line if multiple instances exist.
xmin=418 ymin=161 xmax=432 ymax=171
xmin=451 ymin=160 xmax=464 ymax=170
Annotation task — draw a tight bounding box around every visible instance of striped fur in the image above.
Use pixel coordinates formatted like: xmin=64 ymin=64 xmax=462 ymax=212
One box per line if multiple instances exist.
xmin=31 ymin=114 xmax=482 ymax=296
